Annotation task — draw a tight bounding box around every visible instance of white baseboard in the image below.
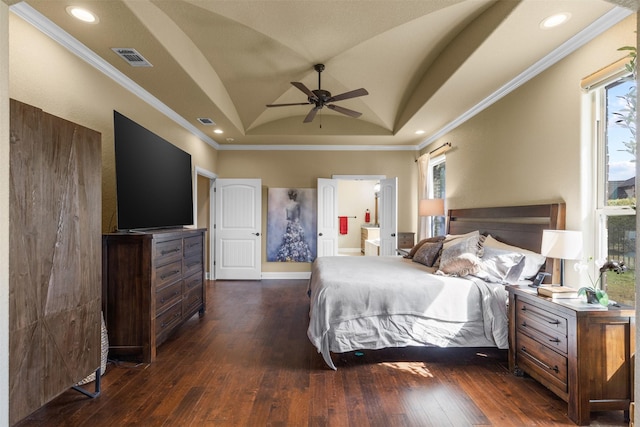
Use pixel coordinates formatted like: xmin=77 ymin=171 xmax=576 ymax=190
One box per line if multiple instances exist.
xmin=260 ymin=272 xmax=311 ymax=280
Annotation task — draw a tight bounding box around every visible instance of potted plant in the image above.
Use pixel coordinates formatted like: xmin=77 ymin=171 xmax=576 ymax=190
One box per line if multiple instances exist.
xmin=574 ymin=258 xmax=627 ymax=306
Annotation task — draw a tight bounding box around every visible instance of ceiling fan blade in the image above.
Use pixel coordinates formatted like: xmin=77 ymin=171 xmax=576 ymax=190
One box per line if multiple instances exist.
xmin=327 ymin=88 xmax=369 ymax=103
xmin=291 ymin=82 xmax=317 ymax=100
xmin=303 ymin=106 xmax=320 ymax=123
xmin=327 ymin=104 xmax=362 ymax=118
xmin=266 ymin=102 xmax=311 ymax=107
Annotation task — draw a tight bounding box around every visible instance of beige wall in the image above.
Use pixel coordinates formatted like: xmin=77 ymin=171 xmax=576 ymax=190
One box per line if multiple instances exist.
xmin=422 ymin=14 xmax=637 ymax=283
xmin=8 ymin=13 xmax=219 ymax=234
xmin=217 ymin=150 xmax=417 ymax=272
xmin=1 ymin=3 xmax=9 ymax=425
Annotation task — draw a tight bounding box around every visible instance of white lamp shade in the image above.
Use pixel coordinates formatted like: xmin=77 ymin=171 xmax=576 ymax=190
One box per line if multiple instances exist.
xmin=419 ymin=199 xmax=445 ymax=216
xmin=540 ymin=230 xmax=583 ymax=260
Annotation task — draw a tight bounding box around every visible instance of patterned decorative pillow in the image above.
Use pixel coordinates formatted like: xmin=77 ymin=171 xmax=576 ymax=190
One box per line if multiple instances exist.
xmin=411 ymin=241 xmax=443 ymax=267
xmin=405 ymin=235 xmax=445 ymax=259
xmin=437 ymin=234 xmax=483 ymax=277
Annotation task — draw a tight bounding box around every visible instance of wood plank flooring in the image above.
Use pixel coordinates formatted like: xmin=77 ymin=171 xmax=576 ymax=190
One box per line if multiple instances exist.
xmin=15 ymin=279 xmax=628 ymax=426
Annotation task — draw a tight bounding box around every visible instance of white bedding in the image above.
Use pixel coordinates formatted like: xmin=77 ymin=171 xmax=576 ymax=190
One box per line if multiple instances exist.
xmin=307 ymin=256 xmax=509 ymax=369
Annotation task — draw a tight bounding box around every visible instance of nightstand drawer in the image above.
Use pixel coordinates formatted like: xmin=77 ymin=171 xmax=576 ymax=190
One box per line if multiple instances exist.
xmin=516 ymin=300 xmax=567 ymax=354
xmin=517 ymin=332 xmax=568 ymax=392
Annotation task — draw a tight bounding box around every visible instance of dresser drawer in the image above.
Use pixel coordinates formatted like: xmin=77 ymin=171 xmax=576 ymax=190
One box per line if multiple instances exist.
xmin=397 ymin=232 xmax=415 ymax=249
xmin=184 ymin=235 xmax=203 ymax=257
xmin=183 ymin=287 xmax=204 ymax=316
xmin=155 ymin=300 xmax=182 ymax=337
xmin=516 ymin=301 xmax=568 ymax=354
xmin=156 ymin=280 xmax=182 ymax=315
xmin=155 ymin=259 xmax=182 ymax=289
xmin=517 ymin=332 xmax=568 ymax=392
xmin=154 ymin=238 xmax=183 ymax=266
xmin=183 ymin=271 xmax=203 ymax=293
xmin=183 ymin=253 xmax=203 ymax=278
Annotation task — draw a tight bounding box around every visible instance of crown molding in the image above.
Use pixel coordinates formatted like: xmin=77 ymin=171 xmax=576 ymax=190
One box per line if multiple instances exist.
xmin=417 ymin=6 xmax=633 ymax=150
xmin=217 ymin=144 xmax=417 ymax=151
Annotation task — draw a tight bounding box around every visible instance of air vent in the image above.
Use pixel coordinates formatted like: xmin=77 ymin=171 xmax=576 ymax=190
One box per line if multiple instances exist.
xmin=111 ymin=48 xmax=153 ymax=67
xmin=197 ymin=118 xmax=216 ymax=126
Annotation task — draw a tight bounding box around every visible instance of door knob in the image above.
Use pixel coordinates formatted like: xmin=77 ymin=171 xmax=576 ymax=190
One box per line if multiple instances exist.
xmin=391 ymin=233 xmax=396 ymax=237
xmin=318 ymin=233 xmax=323 ymax=236
xmin=253 ymin=232 xmax=260 ymax=236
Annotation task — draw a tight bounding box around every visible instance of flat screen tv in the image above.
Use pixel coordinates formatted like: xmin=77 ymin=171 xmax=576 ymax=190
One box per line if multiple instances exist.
xmin=113 ymin=111 xmax=194 ymax=231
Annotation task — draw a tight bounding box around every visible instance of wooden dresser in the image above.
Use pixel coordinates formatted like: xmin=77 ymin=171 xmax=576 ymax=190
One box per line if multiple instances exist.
xmin=397 ymin=232 xmax=415 ymax=249
xmin=103 ymin=228 xmax=206 ymax=363
xmin=507 ymin=285 xmax=635 ymax=425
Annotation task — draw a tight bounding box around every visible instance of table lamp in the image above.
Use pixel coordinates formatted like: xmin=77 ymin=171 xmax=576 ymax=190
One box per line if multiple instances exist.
xmin=540 ymin=229 xmax=583 ymax=286
xmin=419 ymin=199 xmax=445 ymax=237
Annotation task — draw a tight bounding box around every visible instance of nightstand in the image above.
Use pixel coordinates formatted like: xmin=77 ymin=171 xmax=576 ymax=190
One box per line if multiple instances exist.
xmin=507 ymin=285 xmax=635 ymax=425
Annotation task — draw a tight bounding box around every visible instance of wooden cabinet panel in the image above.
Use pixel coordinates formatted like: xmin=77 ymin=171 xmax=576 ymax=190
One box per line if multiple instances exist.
xmin=9 ymin=99 xmax=101 ymax=425
xmin=103 ymin=228 xmax=206 ymax=363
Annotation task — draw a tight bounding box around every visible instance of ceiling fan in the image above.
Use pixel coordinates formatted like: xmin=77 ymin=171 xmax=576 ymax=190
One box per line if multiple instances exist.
xmin=266 ymin=63 xmax=369 ymax=123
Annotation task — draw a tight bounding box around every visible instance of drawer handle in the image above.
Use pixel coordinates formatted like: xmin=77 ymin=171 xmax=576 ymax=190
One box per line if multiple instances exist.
xmin=160 ymin=291 xmax=180 ymax=304
xmin=160 ymin=270 xmax=180 ymax=280
xmin=548 ymin=337 xmax=561 ymax=343
xmin=161 ymin=248 xmax=181 ymax=255
xmin=521 ymin=346 xmax=560 ymax=373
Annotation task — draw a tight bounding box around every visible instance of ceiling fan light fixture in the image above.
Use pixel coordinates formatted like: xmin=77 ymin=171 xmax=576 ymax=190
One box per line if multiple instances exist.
xmin=66 ymin=6 xmax=99 ymax=24
xmin=540 ymin=13 xmax=571 ymax=29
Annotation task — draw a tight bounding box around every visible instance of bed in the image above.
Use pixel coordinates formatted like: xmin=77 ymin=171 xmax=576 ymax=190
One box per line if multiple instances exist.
xmin=307 ymin=203 xmax=566 ymax=370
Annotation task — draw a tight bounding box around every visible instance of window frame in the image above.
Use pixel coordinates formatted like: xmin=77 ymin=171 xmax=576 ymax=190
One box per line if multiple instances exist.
xmin=589 ymin=68 xmax=636 ymax=300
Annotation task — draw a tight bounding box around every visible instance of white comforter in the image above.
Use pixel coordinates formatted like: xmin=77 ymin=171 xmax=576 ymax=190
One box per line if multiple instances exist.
xmin=307 ymin=256 xmax=509 ymax=369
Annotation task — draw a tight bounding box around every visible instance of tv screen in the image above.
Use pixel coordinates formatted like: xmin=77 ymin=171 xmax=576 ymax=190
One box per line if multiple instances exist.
xmin=113 ymin=111 xmax=194 ymax=231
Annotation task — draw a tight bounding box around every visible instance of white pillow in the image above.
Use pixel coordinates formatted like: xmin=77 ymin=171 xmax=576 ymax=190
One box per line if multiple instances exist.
xmin=475 ymin=246 xmax=525 ymax=284
xmin=483 ymin=234 xmax=546 ymax=280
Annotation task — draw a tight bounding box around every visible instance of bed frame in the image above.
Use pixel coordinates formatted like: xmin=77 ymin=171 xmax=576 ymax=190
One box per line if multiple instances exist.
xmin=447 ymin=203 xmax=566 ymax=284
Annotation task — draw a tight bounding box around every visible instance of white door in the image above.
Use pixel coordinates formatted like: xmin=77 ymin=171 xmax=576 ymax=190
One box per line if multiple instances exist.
xmin=214 ymin=179 xmax=262 ymax=280
xmin=316 ymin=178 xmax=338 ymax=257
xmin=379 ymin=177 xmax=398 ymax=256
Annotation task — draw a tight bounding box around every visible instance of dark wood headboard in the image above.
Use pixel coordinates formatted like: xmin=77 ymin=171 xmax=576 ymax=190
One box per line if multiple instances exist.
xmin=447 ymin=203 xmax=566 ymax=283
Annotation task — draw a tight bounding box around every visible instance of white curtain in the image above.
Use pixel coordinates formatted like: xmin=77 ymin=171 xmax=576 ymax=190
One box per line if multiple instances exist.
xmin=417 ymin=153 xmax=430 ymax=241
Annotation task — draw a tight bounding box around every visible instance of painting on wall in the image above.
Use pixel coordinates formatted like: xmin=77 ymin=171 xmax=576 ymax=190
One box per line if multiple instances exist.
xmin=267 ymin=188 xmax=317 ymax=262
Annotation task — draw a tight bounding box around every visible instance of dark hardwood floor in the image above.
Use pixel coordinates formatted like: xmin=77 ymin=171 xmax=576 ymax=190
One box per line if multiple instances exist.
xmin=16 ymin=279 xmax=628 ymax=426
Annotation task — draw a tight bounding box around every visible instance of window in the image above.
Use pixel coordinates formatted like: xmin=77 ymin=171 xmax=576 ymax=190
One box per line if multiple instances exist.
xmin=428 ymin=155 xmax=446 ymax=236
xmin=593 ymin=73 xmax=636 ymax=306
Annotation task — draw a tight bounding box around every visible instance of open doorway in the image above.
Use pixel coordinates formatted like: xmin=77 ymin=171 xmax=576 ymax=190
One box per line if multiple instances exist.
xmin=332 ymin=175 xmax=397 ymax=257
xmin=337 ymin=179 xmax=379 ymax=255
xmin=195 ymin=167 xmax=216 ymax=279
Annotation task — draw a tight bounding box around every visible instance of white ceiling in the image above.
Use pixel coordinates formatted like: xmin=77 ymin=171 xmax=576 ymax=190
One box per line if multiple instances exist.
xmin=12 ymin=0 xmax=636 ymax=150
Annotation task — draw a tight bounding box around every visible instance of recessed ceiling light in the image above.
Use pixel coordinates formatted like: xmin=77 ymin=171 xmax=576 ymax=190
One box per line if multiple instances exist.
xmin=214 ymin=129 xmax=223 ymax=134
xmin=66 ymin=6 xmax=99 ymax=24
xmin=415 ymin=130 xmax=425 ymax=135
xmin=540 ymin=13 xmax=570 ymax=29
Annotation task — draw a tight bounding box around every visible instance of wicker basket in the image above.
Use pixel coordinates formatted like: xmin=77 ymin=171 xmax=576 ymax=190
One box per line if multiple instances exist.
xmin=75 ymin=312 xmax=109 ymax=386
